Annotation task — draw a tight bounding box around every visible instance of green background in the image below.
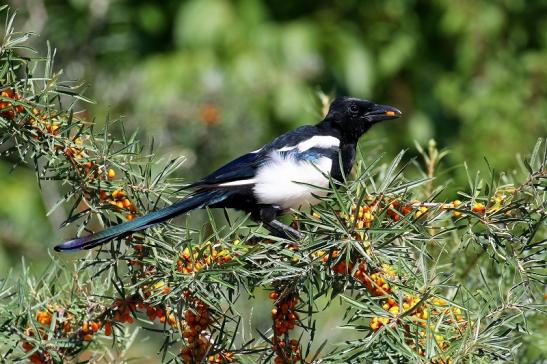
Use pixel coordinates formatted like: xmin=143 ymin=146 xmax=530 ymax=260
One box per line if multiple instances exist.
xmin=1 ymin=0 xmax=546 ymax=361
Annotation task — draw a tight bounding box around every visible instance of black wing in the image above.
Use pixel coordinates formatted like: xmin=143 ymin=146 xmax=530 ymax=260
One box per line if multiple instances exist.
xmin=187 ymin=151 xmax=264 ymax=188
xmin=188 ymin=125 xmax=321 ymax=188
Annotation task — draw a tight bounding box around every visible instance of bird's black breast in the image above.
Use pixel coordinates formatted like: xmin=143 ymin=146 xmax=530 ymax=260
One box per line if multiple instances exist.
xmin=330 ymin=143 xmax=356 ymax=181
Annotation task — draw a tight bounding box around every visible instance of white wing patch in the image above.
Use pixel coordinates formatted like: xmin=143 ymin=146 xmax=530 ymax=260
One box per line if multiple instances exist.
xmin=217 ymin=179 xmax=255 ymax=187
xmin=253 ymin=152 xmax=332 ymax=210
xmin=274 ymin=135 xmax=340 ymax=154
xmin=296 ymin=135 xmax=339 ymax=151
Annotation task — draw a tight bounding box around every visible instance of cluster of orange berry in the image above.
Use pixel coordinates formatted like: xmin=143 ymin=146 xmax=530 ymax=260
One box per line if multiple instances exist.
xmin=176 ymin=244 xmax=233 ymax=274
xmin=363 ymin=271 xmax=465 ymax=362
xmin=387 ymin=200 xmax=439 ymax=220
xmin=337 ymin=198 xmax=486 ymax=231
xmin=359 ymin=263 xmax=397 ymax=296
xmin=346 ymin=203 xmax=376 ymax=228
xmin=81 ymin=320 xmax=106 ymax=341
xmin=112 ymin=294 xmax=179 ymax=328
xmin=144 ymin=303 xmax=177 ymax=327
xmin=317 ymin=249 xmax=458 ymax=361
xmin=412 ymin=331 xmax=450 ymax=361
xmin=319 ymin=250 xmax=355 ymax=275
xmin=206 ymin=352 xmax=235 ymax=363
xmin=99 ymin=188 xmax=138 ymax=220
xmin=23 ymin=305 xmax=105 ymax=363
xmin=23 ymin=295 xmax=187 ymax=362
xmin=27 ymin=106 xmax=63 ymax=138
xmin=385 ymin=200 xmax=413 ymax=221
xmin=21 ymin=327 xmax=51 ymax=364
xmin=24 ymin=309 xmax=72 ymax=363
xmin=342 ymin=199 xmax=416 ymax=229
xmin=180 ymin=300 xmax=214 ymax=363
xmin=1 ymin=89 xmax=121 ymax=193
xmin=369 ymin=294 xmax=430 ymax=331
xmin=127 ymin=239 xmax=147 ymax=269
xmin=269 ymin=291 xmax=301 ymax=364
xmin=140 ymin=283 xmax=179 ymax=326
xmin=430 ymin=297 xmax=464 ymax=324
xmin=111 ymin=298 xmax=138 ymax=325
xmin=108 ymin=295 xmax=234 ymax=363
xmin=0 ymin=88 xmax=24 ymax=119
xmin=316 ymin=246 xmax=397 ymax=299
xmin=63 ymin=136 xmax=120 ymax=184
xmin=63 ymin=136 xmax=86 ymax=160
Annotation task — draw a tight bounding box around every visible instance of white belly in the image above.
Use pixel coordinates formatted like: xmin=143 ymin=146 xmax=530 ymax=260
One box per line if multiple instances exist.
xmin=253 ymin=152 xmax=332 ymax=210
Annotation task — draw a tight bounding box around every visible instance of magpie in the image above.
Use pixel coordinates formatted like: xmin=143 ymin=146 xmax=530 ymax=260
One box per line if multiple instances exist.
xmin=54 ymin=97 xmax=401 ymax=252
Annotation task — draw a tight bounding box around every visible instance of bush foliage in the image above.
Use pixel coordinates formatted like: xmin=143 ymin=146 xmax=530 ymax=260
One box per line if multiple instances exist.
xmin=1 ymin=7 xmax=546 ymax=364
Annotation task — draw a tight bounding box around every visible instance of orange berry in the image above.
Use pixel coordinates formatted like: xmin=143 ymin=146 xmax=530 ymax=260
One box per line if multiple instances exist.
xmin=22 ymin=341 xmax=33 ymax=352
xmin=104 ymin=322 xmax=112 ymax=336
xmin=36 ymin=311 xmax=52 ymax=326
xmin=29 ymin=353 xmax=43 ymax=364
xmin=112 ymin=189 xmax=125 ymax=199
xmin=472 ymin=202 xmax=486 ymax=214
xmin=107 ymin=168 xmax=116 ymax=179
xmin=127 ymin=214 xmax=135 ymax=221
xmin=99 ymin=190 xmax=109 ymax=200
xmin=452 ymin=200 xmax=463 ymax=217
xmin=269 ymin=291 xmax=279 ymax=300
xmin=168 ymin=314 xmax=177 ymax=326
xmin=401 ymin=205 xmax=413 ymax=215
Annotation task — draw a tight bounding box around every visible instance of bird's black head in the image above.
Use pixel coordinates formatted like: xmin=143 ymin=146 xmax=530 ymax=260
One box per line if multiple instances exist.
xmin=321 ymin=97 xmax=402 ymax=140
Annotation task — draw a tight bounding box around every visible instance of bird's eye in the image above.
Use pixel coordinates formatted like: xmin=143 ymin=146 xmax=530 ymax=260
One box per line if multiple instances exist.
xmin=349 ymin=104 xmax=359 ymax=113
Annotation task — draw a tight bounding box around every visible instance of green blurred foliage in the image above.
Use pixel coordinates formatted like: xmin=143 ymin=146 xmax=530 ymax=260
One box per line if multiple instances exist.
xmin=10 ymin=0 xmax=545 ymax=183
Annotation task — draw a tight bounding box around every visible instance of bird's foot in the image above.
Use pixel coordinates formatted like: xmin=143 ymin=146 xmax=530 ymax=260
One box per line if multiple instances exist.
xmin=264 ymin=219 xmax=305 ymax=240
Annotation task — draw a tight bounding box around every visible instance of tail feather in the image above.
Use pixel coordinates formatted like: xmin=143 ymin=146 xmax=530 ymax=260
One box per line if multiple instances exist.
xmin=54 ymin=190 xmax=227 ymax=252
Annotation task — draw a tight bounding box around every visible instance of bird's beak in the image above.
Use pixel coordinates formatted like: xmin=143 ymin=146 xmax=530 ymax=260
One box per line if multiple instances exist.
xmin=365 ymin=103 xmax=402 ymax=122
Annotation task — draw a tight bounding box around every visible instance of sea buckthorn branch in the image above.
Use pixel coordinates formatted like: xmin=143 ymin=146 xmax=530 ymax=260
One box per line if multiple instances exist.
xmin=0 ymin=11 xmax=205 ymax=362
xmin=315 ymin=233 xmax=464 ymax=363
xmin=305 ymin=147 xmax=545 ymax=362
xmin=268 ymin=289 xmax=302 ymax=364
xmin=0 ymin=22 xmax=186 ymax=248
xmin=10 ymin=268 xmax=238 ymax=364
xmin=117 ymin=239 xmax=242 ymax=363
xmin=0 ymin=31 xmax=221 ymax=363
xmin=1 ymin=262 xmax=141 ymax=363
